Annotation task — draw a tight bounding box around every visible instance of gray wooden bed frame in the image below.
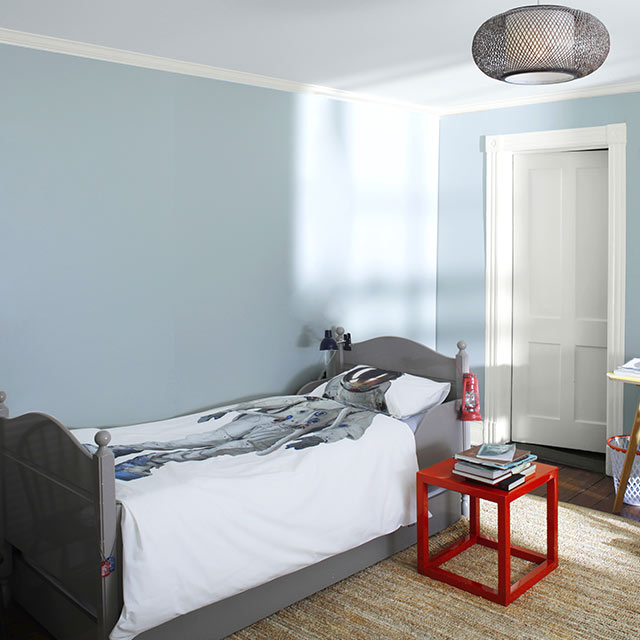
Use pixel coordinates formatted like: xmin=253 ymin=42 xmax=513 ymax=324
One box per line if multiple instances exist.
xmin=0 ymin=336 xmax=470 ymax=640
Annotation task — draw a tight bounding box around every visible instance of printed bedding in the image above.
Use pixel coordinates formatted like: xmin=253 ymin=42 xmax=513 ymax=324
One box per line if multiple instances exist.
xmin=72 ymin=395 xmax=419 ymax=640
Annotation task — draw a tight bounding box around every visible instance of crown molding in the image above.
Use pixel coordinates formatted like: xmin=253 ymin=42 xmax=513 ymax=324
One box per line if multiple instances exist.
xmin=0 ymin=27 xmax=439 ymax=116
xmin=440 ymin=80 xmax=640 ymax=116
xmin=2 ymin=27 xmax=639 ymax=118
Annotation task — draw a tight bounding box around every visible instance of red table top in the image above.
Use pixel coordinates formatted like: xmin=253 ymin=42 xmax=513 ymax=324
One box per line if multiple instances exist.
xmin=417 ymin=457 xmax=558 ymax=503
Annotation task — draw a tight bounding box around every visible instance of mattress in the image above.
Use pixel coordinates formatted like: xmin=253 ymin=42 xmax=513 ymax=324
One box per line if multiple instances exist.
xmin=72 ymin=395 xmax=419 ymax=640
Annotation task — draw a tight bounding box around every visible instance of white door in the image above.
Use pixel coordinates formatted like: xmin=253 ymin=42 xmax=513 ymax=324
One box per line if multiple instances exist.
xmin=511 ymin=150 xmax=608 ymax=452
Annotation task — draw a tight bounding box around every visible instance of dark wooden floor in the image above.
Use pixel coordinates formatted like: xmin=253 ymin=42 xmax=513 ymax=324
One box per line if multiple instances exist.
xmin=3 ymin=461 xmax=639 ymax=639
xmin=532 ymin=458 xmax=640 ymax=521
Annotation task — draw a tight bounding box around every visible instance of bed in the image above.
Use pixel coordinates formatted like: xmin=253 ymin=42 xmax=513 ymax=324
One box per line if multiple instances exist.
xmin=0 ymin=336 xmax=471 ymax=640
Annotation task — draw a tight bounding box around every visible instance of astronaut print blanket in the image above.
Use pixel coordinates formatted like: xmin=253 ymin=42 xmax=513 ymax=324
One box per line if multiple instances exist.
xmin=71 ymin=395 xmax=418 ymax=640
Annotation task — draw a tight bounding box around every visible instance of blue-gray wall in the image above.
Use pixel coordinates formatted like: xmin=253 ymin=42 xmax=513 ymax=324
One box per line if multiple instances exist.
xmin=0 ymin=44 xmax=439 ymax=427
xmin=438 ymin=92 xmax=640 ymax=433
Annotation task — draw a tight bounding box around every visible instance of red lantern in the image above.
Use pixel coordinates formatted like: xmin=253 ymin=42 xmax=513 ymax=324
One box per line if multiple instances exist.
xmin=461 ymin=372 xmax=482 ymax=421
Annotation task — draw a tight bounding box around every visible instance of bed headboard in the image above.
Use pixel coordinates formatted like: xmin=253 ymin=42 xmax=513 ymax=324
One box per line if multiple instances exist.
xmin=341 ymin=336 xmax=468 ymax=402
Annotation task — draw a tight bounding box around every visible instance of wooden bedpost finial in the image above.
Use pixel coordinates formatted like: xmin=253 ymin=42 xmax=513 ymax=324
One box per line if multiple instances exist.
xmin=456 ymin=340 xmax=469 ymax=372
xmin=94 ymin=430 xmax=112 ymax=448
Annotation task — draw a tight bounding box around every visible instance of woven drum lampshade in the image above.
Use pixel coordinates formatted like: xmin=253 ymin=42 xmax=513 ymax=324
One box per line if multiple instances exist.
xmin=472 ymin=4 xmax=610 ymax=85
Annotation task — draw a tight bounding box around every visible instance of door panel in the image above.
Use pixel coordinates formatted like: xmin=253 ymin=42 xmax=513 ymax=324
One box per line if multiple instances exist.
xmin=512 ymin=150 xmax=608 ymax=452
xmin=529 ymin=168 xmax=563 ymax=318
xmin=575 ymin=166 xmax=608 ymax=321
xmin=574 ymin=345 xmax=607 ymax=424
xmin=527 ymin=342 xmax=561 ymax=418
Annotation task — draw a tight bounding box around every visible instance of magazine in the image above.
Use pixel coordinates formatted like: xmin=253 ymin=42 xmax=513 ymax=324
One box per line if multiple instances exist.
xmin=610 ymin=357 xmax=640 ymax=381
xmin=476 ymin=442 xmax=516 ymax=461
xmin=454 ymin=445 xmax=534 ymax=469
xmin=619 ymin=357 xmax=640 ymax=371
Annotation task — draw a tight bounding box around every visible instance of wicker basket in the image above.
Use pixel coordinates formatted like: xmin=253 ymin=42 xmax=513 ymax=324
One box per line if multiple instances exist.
xmin=607 ymin=435 xmax=640 ymax=506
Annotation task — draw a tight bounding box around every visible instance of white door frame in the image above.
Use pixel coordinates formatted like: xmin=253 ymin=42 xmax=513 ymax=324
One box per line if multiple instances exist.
xmin=483 ymin=124 xmax=626 ymax=461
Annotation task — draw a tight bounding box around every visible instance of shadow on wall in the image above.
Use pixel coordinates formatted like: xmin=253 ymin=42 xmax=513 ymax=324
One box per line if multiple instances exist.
xmin=436 ymin=262 xmax=486 ymax=367
xmin=0 ymin=45 xmax=441 ymax=426
xmin=290 ymin=94 xmax=440 ymax=349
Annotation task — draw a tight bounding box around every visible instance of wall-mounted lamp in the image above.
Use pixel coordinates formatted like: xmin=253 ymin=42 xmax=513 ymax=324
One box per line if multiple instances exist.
xmin=319 ymin=326 xmax=351 ymax=376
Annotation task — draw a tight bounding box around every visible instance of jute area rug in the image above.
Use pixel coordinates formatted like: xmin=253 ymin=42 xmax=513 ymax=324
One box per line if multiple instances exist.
xmin=230 ymin=495 xmax=640 ymax=640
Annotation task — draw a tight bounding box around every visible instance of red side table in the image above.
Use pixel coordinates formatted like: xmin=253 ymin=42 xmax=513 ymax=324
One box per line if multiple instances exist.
xmin=417 ymin=458 xmax=558 ymax=605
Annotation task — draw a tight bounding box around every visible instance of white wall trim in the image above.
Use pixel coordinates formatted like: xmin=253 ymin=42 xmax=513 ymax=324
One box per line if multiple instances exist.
xmin=483 ymin=124 xmax=626 ymax=468
xmin=2 ymin=27 xmax=640 ymax=116
xmin=443 ymin=81 xmax=640 ymax=116
xmin=0 ymin=27 xmax=439 ymax=115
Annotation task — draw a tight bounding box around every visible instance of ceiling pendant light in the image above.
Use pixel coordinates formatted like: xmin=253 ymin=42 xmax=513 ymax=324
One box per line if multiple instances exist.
xmin=472 ymin=3 xmax=610 ymax=85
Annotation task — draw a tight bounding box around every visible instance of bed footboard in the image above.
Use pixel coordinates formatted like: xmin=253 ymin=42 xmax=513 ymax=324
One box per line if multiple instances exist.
xmin=0 ymin=412 xmax=119 ymax=640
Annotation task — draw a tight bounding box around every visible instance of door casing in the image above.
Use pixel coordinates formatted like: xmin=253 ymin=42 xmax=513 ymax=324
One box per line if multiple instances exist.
xmin=482 ymin=124 xmax=626 ymax=472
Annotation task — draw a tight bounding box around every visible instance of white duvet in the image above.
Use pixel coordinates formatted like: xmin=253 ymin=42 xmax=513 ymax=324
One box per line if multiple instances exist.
xmin=72 ymin=396 xmax=418 ymax=640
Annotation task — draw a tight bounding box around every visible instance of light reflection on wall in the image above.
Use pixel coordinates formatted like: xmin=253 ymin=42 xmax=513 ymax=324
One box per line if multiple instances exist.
xmin=292 ymin=94 xmax=439 ymax=347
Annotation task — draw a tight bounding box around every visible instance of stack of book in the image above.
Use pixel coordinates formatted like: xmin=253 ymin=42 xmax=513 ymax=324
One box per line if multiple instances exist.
xmin=453 ymin=443 xmax=537 ymax=491
xmin=609 ymin=358 xmax=640 ymax=382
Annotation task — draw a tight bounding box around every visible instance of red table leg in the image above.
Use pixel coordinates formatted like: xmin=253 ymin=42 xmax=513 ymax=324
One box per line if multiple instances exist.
xmin=547 ymin=471 xmax=559 ymax=565
xmin=497 ymin=500 xmax=511 ymax=605
xmin=469 ymin=495 xmax=480 ymax=540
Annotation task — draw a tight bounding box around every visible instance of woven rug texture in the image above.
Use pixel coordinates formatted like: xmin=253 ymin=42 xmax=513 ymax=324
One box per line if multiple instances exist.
xmin=229 ymin=495 xmax=640 ymax=640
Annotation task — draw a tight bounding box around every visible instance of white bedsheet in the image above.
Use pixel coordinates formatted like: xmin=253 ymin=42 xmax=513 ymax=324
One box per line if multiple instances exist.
xmin=72 ymin=397 xmax=418 ymax=640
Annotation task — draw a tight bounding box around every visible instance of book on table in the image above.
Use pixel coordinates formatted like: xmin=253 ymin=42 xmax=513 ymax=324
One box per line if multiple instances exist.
xmin=505 ymin=459 xmax=536 ymax=475
xmin=452 ymin=443 xmax=537 ymax=486
xmin=452 ymin=462 xmax=536 ymax=485
xmin=495 ymin=473 xmax=526 ymax=491
xmin=454 ymin=445 xmax=535 ymax=469
xmin=454 ymin=459 xmax=535 ymax=479
xmin=609 ymin=357 xmax=640 ymax=381
xmin=618 ymin=357 xmax=640 ymax=372
xmin=519 ymin=464 xmax=536 ymax=478
xmin=452 ymin=467 xmax=512 ymax=485
xmin=453 ymin=460 xmax=509 ymax=479
xmin=476 ymin=442 xmax=516 ymax=461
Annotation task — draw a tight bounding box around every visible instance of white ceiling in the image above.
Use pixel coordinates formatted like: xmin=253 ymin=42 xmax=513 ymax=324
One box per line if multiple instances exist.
xmin=2 ymin=1 xmax=639 ymax=113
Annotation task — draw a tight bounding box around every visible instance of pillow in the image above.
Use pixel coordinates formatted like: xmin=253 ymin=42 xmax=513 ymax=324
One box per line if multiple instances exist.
xmin=317 ymin=365 xmax=450 ymax=418
xmin=399 ymin=410 xmax=429 ymax=433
